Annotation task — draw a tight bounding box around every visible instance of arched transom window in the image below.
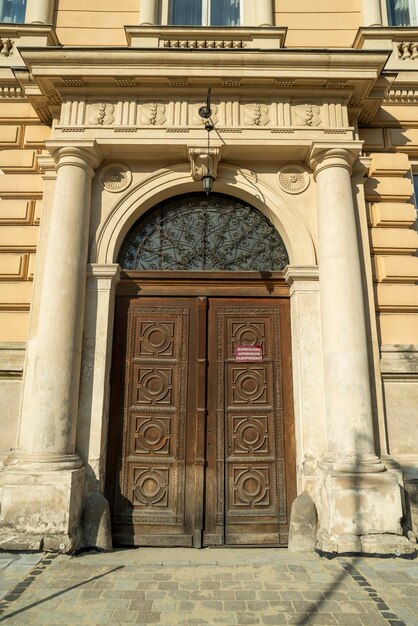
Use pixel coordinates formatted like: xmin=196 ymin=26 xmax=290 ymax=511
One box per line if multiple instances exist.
xmin=118 ymin=194 xmax=289 ymax=272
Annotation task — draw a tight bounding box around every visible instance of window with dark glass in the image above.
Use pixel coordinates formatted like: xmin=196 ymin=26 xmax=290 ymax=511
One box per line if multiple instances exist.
xmin=0 ymin=0 xmax=26 ymax=23
xmin=169 ymin=0 xmax=240 ymax=26
xmin=387 ymin=0 xmax=418 ymax=25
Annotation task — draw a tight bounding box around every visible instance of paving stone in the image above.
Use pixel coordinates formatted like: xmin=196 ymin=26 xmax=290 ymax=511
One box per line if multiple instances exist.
xmin=338 ymin=601 xmax=367 ymax=614
xmin=123 ymin=591 xmax=146 ymax=600
xmin=260 ymin=613 xmax=287 ymax=624
xmin=223 ymin=600 xmax=248 ymax=611
xmin=334 ymin=615 xmax=362 ymax=625
xmin=310 ymin=614 xmax=337 ymax=624
xmin=0 ymin=548 xmax=416 ymax=626
xmin=200 ymin=599 xmax=223 ymax=610
xmin=280 ymin=591 xmax=304 ymax=601
xmin=151 ymin=599 xmax=176 ymax=611
xmin=247 ymin=600 xmax=268 ymax=611
xmin=358 ymin=614 xmax=390 ymax=625
xmin=128 ymin=599 xmax=153 ymax=610
xmin=235 ymin=612 xmax=261 ymax=624
xmin=176 ymin=600 xmax=195 ymax=611
xmin=292 ymin=600 xmax=317 ymax=612
xmin=286 ymin=612 xmax=311 ymax=624
xmin=134 ymin=610 xmax=161 ymax=623
xmin=269 ymin=600 xmax=294 ymax=612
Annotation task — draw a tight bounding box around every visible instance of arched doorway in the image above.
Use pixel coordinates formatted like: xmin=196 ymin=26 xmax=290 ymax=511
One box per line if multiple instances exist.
xmin=106 ymin=193 xmax=296 ymax=547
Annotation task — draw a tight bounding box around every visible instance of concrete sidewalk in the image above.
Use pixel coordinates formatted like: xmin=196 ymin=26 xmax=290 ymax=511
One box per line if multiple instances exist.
xmin=0 ymin=547 xmax=417 ymax=625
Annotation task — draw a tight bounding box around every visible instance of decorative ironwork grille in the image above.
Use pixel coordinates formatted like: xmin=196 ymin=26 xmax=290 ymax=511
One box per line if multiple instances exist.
xmin=118 ymin=194 xmax=289 ymax=272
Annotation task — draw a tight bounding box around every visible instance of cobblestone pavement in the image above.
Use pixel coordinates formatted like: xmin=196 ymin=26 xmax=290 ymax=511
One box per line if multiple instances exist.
xmin=0 ymin=548 xmax=417 ymax=626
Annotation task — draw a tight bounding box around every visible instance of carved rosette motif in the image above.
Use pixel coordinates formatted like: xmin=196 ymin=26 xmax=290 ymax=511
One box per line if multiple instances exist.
xmin=100 ymin=163 xmax=132 ymax=193
xmin=243 ymin=104 xmax=270 ymax=127
xmin=278 ymin=165 xmax=310 ymax=195
xmin=139 ymin=103 xmax=166 ymax=126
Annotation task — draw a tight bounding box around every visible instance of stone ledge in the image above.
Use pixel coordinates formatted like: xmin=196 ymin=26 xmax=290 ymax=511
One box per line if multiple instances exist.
xmin=0 ymin=342 xmax=25 ymax=377
xmin=381 ymin=344 xmax=418 ymax=374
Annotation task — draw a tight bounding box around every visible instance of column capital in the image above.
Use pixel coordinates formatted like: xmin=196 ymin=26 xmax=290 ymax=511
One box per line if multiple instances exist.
xmin=284 ymin=265 xmax=319 ymax=287
xmin=45 ymin=141 xmax=103 ymax=177
xmin=308 ymin=143 xmax=363 ymax=181
xmin=87 ymin=264 xmax=121 ymax=291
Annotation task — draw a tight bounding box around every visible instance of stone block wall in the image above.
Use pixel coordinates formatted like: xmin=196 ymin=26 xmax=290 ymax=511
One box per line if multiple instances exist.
xmin=358 ymin=144 xmax=418 ymax=510
xmin=0 ymin=98 xmax=49 ymax=469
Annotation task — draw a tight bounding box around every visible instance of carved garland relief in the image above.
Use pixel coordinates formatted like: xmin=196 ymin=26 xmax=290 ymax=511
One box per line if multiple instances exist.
xmin=86 ymin=102 xmax=115 ymax=125
xmin=62 ymin=100 xmax=332 ymax=130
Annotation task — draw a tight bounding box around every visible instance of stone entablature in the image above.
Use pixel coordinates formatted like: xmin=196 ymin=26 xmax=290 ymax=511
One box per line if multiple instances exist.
xmin=16 ymin=46 xmax=390 ymax=144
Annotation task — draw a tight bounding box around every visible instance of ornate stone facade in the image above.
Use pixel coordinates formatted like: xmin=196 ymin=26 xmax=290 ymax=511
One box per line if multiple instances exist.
xmin=0 ymin=0 xmax=417 ymax=555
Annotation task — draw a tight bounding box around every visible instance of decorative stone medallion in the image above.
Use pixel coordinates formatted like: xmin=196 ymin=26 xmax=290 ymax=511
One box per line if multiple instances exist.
xmin=278 ymin=165 xmax=310 ymax=194
xmin=100 ymin=163 xmax=132 ymax=193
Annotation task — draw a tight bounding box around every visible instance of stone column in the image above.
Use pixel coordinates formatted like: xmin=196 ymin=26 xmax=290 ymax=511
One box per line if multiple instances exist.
xmin=309 ymin=146 xmax=412 ymax=555
xmin=256 ymin=0 xmax=274 ymax=26
xmin=140 ymin=0 xmax=158 ymax=25
xmin=361 ymin=0 xmax=382 ymax=26
xmin=312 ymin=148 xmax=381 ymax=474
xmin=0 ymin=144 xmax=101 ymax=552
xmin=25 ymin=0 xmax=54 ymax=23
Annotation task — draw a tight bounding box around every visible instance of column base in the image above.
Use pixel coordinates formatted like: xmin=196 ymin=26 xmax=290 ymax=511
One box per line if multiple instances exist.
xmin=0 ymin=466 xmax=85 ymax=553
xmin=316 ymin=530 xmax=415 ymax=556
xmin=316 ymin=467 xmax=416 ymax=556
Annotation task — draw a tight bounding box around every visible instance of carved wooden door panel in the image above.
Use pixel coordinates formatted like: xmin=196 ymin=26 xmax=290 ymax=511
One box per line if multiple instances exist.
xmin=108 ymin=292 xmax=295 ymax=547
xmin=107 ymin=297 xmax=199 ymax=546
xmin=204 ymin=298 xmax=294 ymax=546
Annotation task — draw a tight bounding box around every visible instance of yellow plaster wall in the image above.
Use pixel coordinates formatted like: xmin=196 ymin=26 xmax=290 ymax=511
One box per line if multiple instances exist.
xmin=55 ymin=0 xmax=140 ymax=46
xmin=53 ymin=0 xmax=362 ymax=47
xmin=0 ymin=106 xmax=47 ymax=342
xmin=365 ymin=152 xmax=418 ymax=346
xmin=274 ymin=0 xmax=362 ymax=48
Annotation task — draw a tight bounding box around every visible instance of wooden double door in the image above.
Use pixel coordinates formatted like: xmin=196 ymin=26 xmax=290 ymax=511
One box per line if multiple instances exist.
xmin=107 ymin=277 xmax=295 ymax=547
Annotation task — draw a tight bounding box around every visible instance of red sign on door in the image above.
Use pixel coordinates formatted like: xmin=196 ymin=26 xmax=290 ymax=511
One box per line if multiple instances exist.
xmin=235 ymin=345 xmax=263 ymax=362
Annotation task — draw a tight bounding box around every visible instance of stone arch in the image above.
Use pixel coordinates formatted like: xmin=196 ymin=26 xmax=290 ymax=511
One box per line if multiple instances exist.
xmin=92 ymin=163 xmax=316 ymax=266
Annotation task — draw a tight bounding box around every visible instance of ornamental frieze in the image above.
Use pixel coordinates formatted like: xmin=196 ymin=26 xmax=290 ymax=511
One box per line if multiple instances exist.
xmin=58 ymin=98 xmax=347 ymax=133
